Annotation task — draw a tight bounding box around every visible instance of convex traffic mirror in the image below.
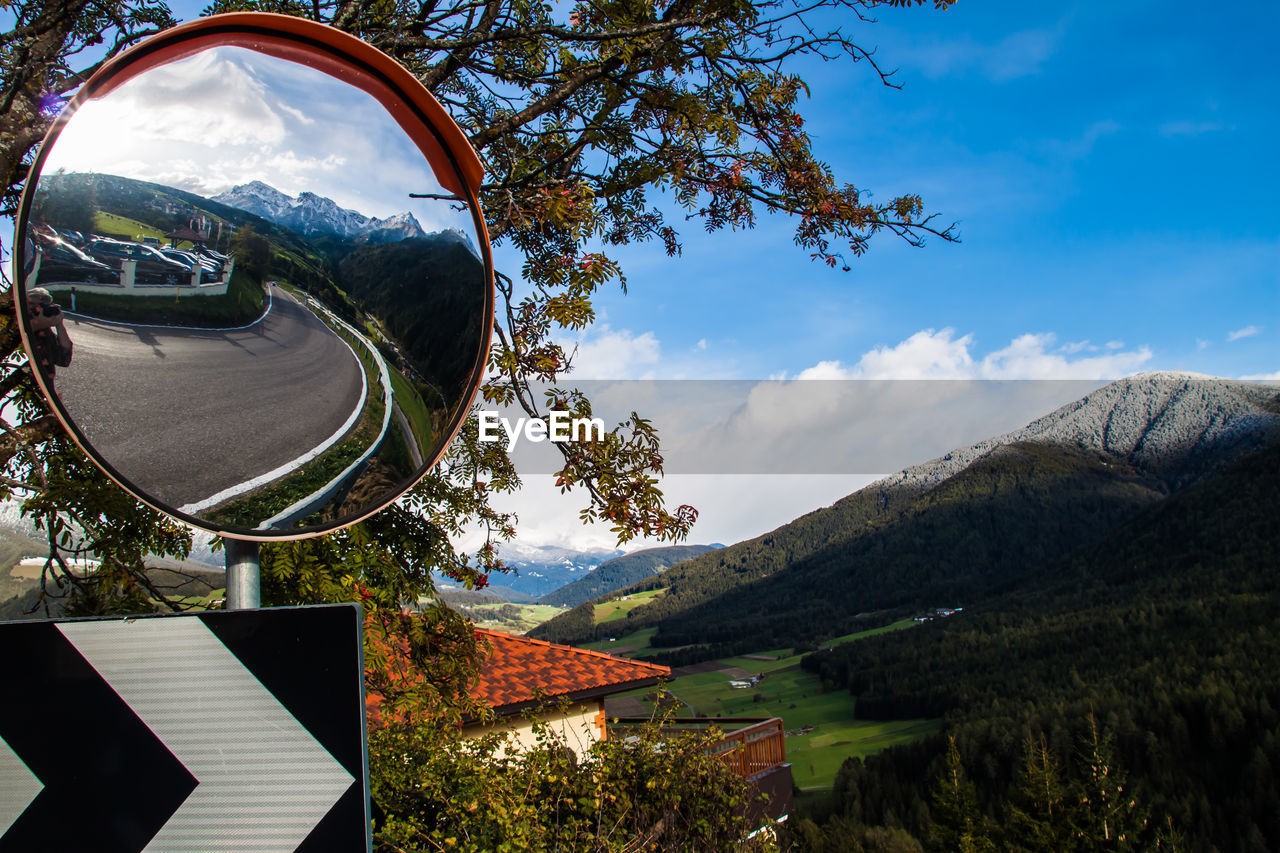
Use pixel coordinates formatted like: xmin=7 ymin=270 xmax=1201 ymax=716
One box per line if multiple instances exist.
xmin=14 ymin=13 xmax=493 ymax=540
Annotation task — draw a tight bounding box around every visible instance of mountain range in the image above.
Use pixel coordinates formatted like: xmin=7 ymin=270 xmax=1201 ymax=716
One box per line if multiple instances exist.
xmin=537 ymin=544 xmax=723 ymax=608
xmin=210 ymin=181 xmax=427 ymax=243
xmin=530 ymin=373 xmax=1280 ymax=654
xmin=436 ymin=543 xmax=624 ymax=600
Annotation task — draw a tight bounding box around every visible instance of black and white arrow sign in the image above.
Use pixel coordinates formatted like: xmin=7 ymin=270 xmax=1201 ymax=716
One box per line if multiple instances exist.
xmin=0 ymin=605 xmax=369 ymax=852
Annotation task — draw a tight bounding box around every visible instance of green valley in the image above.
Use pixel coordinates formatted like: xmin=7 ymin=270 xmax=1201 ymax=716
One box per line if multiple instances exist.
xmin=602 ymin=620 xmax=932 ymax=789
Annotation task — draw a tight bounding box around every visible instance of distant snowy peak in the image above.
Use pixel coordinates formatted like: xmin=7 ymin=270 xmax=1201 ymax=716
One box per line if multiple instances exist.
xmin=876 ymin=373 xmax=1280 ymax=494
xmin=210 ymin=182 xmax=427 ymax=242
xmin=362 ymin=211 xmax=429 ymax=244
xmin=434 ymin=227 xmax=482 ymax=259
xmin=495 ymin=541 xmax=623 ymax=567
xmin=436 ymin=542 xmax=624 ymax=599
xmin=291 ymin=191 xmax=370 ymax=239
xmin=215 ymin=180 xmax=293 ymax=221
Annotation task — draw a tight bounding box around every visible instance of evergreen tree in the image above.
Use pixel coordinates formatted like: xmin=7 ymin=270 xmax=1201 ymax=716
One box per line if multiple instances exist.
xmin=1070 ymin=714 xmax=1148 ymax=850
xmin=227 ymin=223 xmax=271 ymax=280
xmin=31 ymin=172 xmax=98 ymax=235
xmin=1005 ymin=732 xmax=1071 ymax=852
xmin=928 ymin=737 xmax=995 ymax=853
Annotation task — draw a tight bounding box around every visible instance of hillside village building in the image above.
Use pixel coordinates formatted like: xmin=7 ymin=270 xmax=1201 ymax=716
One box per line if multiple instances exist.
xmin=462 ymin=628 xmax=669 ymax=752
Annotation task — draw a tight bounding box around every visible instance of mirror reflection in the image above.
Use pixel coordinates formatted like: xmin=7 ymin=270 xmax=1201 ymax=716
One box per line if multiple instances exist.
xmin=21 ymin=45 xmax=489 ymax=535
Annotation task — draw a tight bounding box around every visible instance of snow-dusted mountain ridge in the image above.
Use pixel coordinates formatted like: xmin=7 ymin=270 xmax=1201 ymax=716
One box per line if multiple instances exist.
xmin=877 ymin=373 xmax=1279 ymax=494
xmin=434 ymin=542 xmax=624 ymax=599
xmin=210 ymin=181 xmax=428 ymax=242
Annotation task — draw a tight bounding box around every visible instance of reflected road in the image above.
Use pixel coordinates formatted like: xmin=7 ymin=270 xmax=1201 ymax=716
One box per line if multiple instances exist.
xmin=58 ymin=284 xmax=366 ymax=511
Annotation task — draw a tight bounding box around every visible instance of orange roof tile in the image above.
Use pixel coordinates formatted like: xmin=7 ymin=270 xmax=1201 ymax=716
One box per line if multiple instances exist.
xmin=471 ymin=629 xmax=671 ymax=712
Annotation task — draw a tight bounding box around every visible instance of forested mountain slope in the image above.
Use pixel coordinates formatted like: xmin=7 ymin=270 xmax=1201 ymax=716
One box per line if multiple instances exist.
xmin=794 ymin=438 xmax=1280 ymax=852
xmin=531 ymin=374 xmax=1279 ymax=654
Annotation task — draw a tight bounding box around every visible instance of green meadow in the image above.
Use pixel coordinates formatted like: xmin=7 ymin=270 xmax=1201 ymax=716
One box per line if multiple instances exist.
xmin=466 ymin=603 xmax=567 ymax=634
xmin=593 ymin=588 xmax=666 ymax=625
xmin=604 ymin=618 xmax=937 ymax=789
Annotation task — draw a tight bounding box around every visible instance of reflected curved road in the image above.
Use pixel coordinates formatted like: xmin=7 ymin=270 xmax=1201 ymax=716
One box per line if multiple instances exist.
xmin=58 ymin=285 xmax=366 ymax=510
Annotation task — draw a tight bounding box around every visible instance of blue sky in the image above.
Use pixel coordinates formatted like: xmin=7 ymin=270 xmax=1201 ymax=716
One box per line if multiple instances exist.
xmin=539 ymin=0 xmax=1278 ymax=384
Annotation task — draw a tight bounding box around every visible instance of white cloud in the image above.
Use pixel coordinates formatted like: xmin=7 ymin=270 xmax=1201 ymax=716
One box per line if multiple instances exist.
xmin=844 ymin=328 xmax=977 ymax=379
xmin=470 ymin=474 xmax=880 ymax=553
xmin=1240 ymin=370 xmax=1280 ymax=383
xmin=781 ymin=328 xmax=1153 ymax=381
xmin=562 ymin=325 xmax=661 ymax=378
xmin=980 ymin=334 xmax=1151 ymax=379
xmin=47 ymin=50 xmax=288 ymax=170
xmin=903 ymin=28 xmax=1060 ymax=82
xmin=1228 ymin=325 xmax=1261 ymax=342
xmin=1160 ymin=120 xmax=1229 ymax=137
xmin=41 ymin=45 xmax=468 ymax=231
xmin=1044 ymin=119 xmax=1121 ymax=160
xmin=695 ymin=338 xmax=708 ymax=351
xmin=794 ymin=359 xmax=863 ymax=380
xmin=466 ymin=326 xmax=1152 ymax=553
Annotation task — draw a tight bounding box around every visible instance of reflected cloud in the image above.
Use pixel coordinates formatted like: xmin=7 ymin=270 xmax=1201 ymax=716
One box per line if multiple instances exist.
xmin=44 ymin=46 xmax=469 ymax=234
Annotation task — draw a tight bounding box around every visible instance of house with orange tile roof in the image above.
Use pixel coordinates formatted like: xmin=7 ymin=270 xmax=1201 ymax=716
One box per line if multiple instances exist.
xmin=464 ymin=628 xmax=670 ymax=753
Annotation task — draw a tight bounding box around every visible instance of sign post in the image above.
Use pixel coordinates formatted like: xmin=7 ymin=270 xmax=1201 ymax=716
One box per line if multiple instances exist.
xmin=225 ymin=538 xmax=262 ymax=610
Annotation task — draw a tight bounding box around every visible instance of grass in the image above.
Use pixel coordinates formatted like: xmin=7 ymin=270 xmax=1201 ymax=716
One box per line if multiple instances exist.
xmin=581 ymin=627 xmax=660 ymax=656
xmin=204 ymin=421 xmax=374 ymax=529
xmin=594 ymin=588 xmax=666 ymax=625
xmin=604 ymin=616 xmax=934 ymax=789
xmin=465 ymin=603 xmax=567 ymax=634
xmin=386 ymin=366 xmax=436 ymax=458
xmin=827 ymin=618 xmax=917 ymax=645
xmin=581 ymin=616 xmax=917 ymax=661
xmin=789 ymin=720 xmax=941 ymax=790
xmin=272 ymin=247 xmax=329 ymax=287
xmin=166 ymin=586 xmax=226 ymax=609
xmin=94 ymin=211 xmax=165 ymax=243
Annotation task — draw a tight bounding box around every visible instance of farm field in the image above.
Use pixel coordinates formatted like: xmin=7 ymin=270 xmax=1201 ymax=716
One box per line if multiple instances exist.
xmin=93 ymin=212 xmax=169 ymax=244
xmin=466 ymin=602 xmax=566 ymax=634
xmin=605 ymin=618 xmax=935 ymax=789
xmin=593 ymin=588 xmax=665 ymax=624
xmin=587 ymin=617 xmax=918 ymax=660
xmin=580 ymin=627 xmax=660 ymax=657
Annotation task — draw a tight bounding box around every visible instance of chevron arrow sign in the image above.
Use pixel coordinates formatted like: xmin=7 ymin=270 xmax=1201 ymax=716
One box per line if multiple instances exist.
xmin=0 ymin=604 xmax=369 ymax=852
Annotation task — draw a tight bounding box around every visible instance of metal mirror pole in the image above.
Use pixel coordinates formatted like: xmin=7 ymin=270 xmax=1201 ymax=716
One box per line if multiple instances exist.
xmin=225 ymin=539 xmax=261 ymax=610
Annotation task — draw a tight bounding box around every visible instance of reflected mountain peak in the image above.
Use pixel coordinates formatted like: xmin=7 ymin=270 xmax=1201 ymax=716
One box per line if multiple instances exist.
xmin=210 ymin=181 xmax=427 ymax=242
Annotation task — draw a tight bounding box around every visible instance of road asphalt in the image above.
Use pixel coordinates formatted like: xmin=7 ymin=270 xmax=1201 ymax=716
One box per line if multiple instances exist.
xmin=57 ymin=285 xmax=366 ymax=513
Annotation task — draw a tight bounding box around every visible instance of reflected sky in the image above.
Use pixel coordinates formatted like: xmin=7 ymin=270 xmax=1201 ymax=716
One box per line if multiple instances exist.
xmin=45 ymin=46 xmax=472 ymax=234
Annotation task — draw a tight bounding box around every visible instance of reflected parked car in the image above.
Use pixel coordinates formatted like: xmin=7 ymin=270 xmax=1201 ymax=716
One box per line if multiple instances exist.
xmin=35 ymin=238 xmax=120 ymax=284
xmin=192 ymin=247 xmax=229 ymax=272
xmin=160 ymin=249 xmax=219 ymax=283
xmin=87 ymin=239 xmax=191 ymax=284
xmin=195 ymin=247 xmax=228 ymax=263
